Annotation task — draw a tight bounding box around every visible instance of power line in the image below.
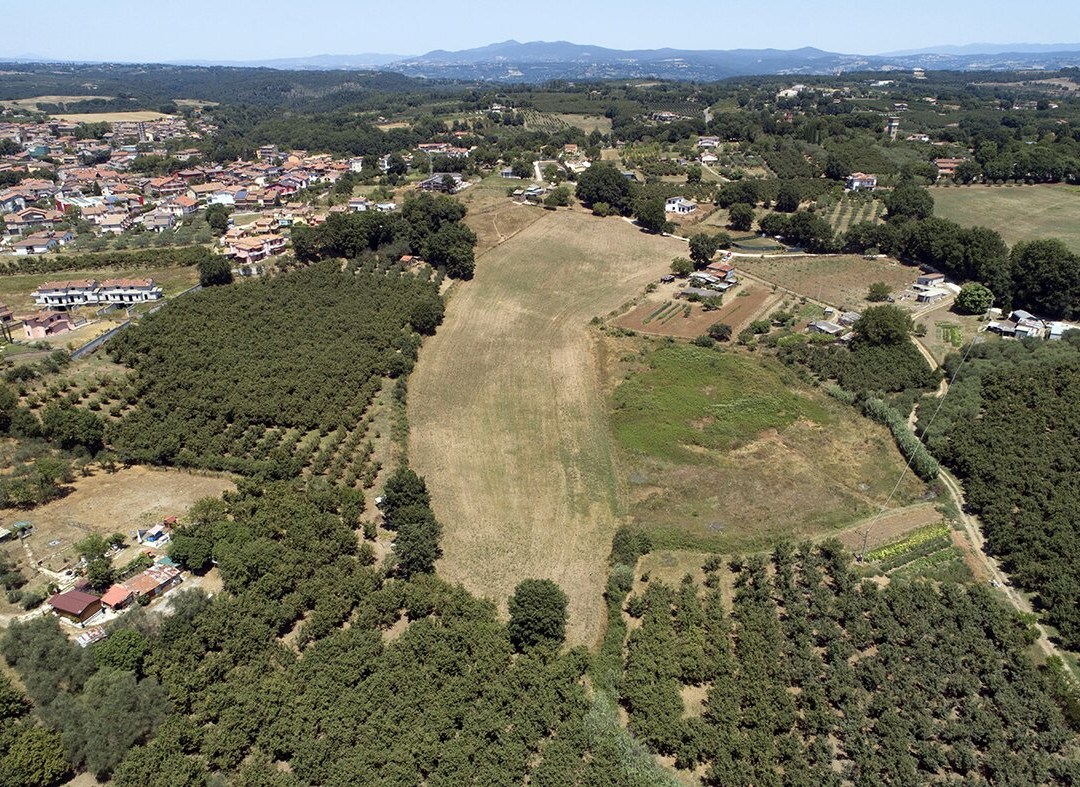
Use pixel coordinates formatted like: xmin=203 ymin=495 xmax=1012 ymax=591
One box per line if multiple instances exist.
xmin=858 ymin=332 xmax=983 ymax=561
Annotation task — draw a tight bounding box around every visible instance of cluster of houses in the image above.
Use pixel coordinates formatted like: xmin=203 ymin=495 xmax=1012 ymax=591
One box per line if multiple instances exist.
xmin=11 ymin=277 xmax=163 ymax=340
xmin=676 ymin=260 xmax=739 ymax=300
xmin=987 ymin=309 xmax=1079 ymax=341
xmin=45 ymin=518 xmax=183 ymax=631
xmin=808 ymin=308 xmax=862 ymax=341
xmin=48 ymin=560 xmax=183 ymax=628
xmin=0 ymin=116 xmax=384 ymax=254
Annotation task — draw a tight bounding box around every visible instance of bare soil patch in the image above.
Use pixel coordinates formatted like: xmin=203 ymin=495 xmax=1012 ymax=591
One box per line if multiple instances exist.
xmin=6 ymin=466 xmax=233 ymax=574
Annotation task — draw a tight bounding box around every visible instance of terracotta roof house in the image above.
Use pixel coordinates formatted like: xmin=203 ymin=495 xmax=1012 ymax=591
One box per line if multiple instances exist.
xmin=122 ymin=564 xmax=182 ymax=600
xmin=101 ymin=585 xmax=135 ymax=611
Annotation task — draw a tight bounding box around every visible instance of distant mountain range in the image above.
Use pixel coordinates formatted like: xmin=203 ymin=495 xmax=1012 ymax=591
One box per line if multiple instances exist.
xmin=5 ymin=40 xmax=1080 ymax=81
xmin=370 ymin=40 xmax=1080 ymax=81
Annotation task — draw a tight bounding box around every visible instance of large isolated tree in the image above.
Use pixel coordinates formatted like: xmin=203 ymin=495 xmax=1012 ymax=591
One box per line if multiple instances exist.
xmin=197 ymin=255 xmax=233 ymax=287
xmin=884 ymin=182 xmax=934 ymax=221
xmin=853 ymin=304 xmax=913 ymax=346
xmin=954 ymin=282 xmax=994 ymax=314
xmin=635 ymin=198 xmax=671 ymax=234
xmin=508 ymin=579 xmax=569 ymax=651
xmin=574 ymin=163 xmax=635 ymax=215
xmin=728 ymin=202 xmax=755 ymax=232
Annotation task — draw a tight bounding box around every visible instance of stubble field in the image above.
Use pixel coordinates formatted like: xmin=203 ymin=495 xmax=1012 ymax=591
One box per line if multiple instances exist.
xmin=931 ymin=184 xmax=1080 ymax=254
xmin=408 ymin=211 xmax=683 ymax=646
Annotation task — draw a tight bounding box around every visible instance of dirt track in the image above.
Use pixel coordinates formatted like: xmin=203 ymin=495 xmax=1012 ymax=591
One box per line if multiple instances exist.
xmin=408 ymin=212 xmax=682 ymax=646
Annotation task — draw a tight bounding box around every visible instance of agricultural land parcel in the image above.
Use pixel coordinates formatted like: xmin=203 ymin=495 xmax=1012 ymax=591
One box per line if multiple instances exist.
xmin=52 ymin=111 xmax=171 ymax=123
xmin=607 ymin=342 xmax=925 ymax=552
xmin=931 ymin=184 xmax=1080 ymax=254
xmin=408 ymin=210 xmax=684 ymax=647
xmin=737 ymin=253 xmax=916 ymax=310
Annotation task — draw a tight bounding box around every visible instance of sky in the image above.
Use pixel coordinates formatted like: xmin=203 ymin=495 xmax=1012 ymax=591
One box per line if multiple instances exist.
xmin=5 ymin=0 xmax=1080 ymax=62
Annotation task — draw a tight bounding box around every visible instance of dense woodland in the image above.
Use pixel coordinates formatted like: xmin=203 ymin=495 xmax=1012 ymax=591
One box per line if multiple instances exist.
xmin=106 ymin=263 xmax=442 ymax=475
xmin=919 ymin=334 xmax=1080 ymax=650
xmin=617 ymin=543 xmax=1080 ymax=785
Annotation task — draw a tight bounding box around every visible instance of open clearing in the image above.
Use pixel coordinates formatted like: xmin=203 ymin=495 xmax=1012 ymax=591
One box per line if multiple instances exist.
xmin=555 ymin=113 xmax=613 ymax=134
xmin=606 ymin=341 xmax=926 ymax=553
xmin=456 ymin=174 xmax=547 ymax=256
xmin=0 ymin=95 xmax=114 ymax=110
xmin=737 ymin=254 xmax=916 ymax=309
xmin=931 ymin=184 xmax=1080 ymax=254
xmin=52 ymin=111 xmax=171 ymax=123
xmin=409 ymin=211 xmax=684 ymax=646
xmin=1 ymin=466 xmax=233 ymax=574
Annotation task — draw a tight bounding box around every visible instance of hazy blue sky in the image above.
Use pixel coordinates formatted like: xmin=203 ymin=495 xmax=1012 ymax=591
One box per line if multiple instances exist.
xmin=5 ymin=0 xmax=1080 ymax=62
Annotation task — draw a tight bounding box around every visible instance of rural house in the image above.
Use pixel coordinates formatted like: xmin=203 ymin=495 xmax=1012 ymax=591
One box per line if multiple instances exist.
xmin=22 ymin=310 xmax=73 ymax=339
xmin=665 ymin=196 xmax=697 ymax=215
xmin=122 ymin=563 xmax=182 ymax=601
xmin=49 ymin=590 xmax=102 ymax=624
xmin=845 ymin=172 xmax=877 ymax=191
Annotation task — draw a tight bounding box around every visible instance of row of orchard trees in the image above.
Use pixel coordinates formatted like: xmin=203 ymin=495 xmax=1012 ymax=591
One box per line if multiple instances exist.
xmin=105 ymin=262 xmax=443 ymax=471
xmin=619 ymin=540 xmax=1080 ymax=785
xmin=0 ymin=478 xmax=625 ymax=785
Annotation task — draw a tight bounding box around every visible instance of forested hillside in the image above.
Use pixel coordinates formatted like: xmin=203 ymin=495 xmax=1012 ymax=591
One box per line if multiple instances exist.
xmin=106 ymin=262 xmax=442 ymax=475
xmin=919 ymin=334 xmax=1080 ymax=649
xmin=618 ymin=543 xmax=1080 ymax=784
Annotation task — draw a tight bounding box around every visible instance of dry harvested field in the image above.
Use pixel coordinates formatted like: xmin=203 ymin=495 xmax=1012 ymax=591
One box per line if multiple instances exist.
xmin=52 ymin=111 xmax=171 ymax=123
xmin=409 ymin=211 xmax=684 ymax=646
xmin=3 ymin=467 xmax=233 ymax=574
xmin=738 ymin=254 xmax=915 ymax=310
xmin=456 ymin=176 xmax=547 ymax=256
xmin=931 ymin=184 xmax=1080 ymax=254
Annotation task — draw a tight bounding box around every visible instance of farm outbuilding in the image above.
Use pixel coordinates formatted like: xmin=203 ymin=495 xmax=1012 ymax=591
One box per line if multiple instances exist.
xmin=49 ymin=590 xmax=102 ymax=624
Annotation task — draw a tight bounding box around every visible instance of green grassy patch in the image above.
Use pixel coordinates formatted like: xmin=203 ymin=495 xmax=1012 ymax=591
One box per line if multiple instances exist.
xmin=609 ymin=340 xmax=926 ymax=553
xmin=612 ymin=345 xmax=831 ymax=462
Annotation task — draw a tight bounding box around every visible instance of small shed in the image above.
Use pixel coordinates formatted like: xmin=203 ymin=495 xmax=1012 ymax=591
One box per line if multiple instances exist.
xmin=101 ymin=585 xmax=135 ymax=611
xmin=808 ymin=320 xmax=845 ymax=336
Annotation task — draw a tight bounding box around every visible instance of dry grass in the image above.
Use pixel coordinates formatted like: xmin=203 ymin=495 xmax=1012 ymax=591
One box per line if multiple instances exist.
xmin=456 ymin=175 xmax=547 ymax=256
xmin=931 ymin=184 xmax=1080 ymax=254
xmin=555 ymin=114 xmax=613 ymax=134
xmin=408 ymin=211 xmax=685 ymax=647
xmin=606 ymin=338 xmax=926 ymax=553
xmin=737 ymin=254 xmax=915 ymax=310
xmin=52 ymin=111 xmax=171 ymax=123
